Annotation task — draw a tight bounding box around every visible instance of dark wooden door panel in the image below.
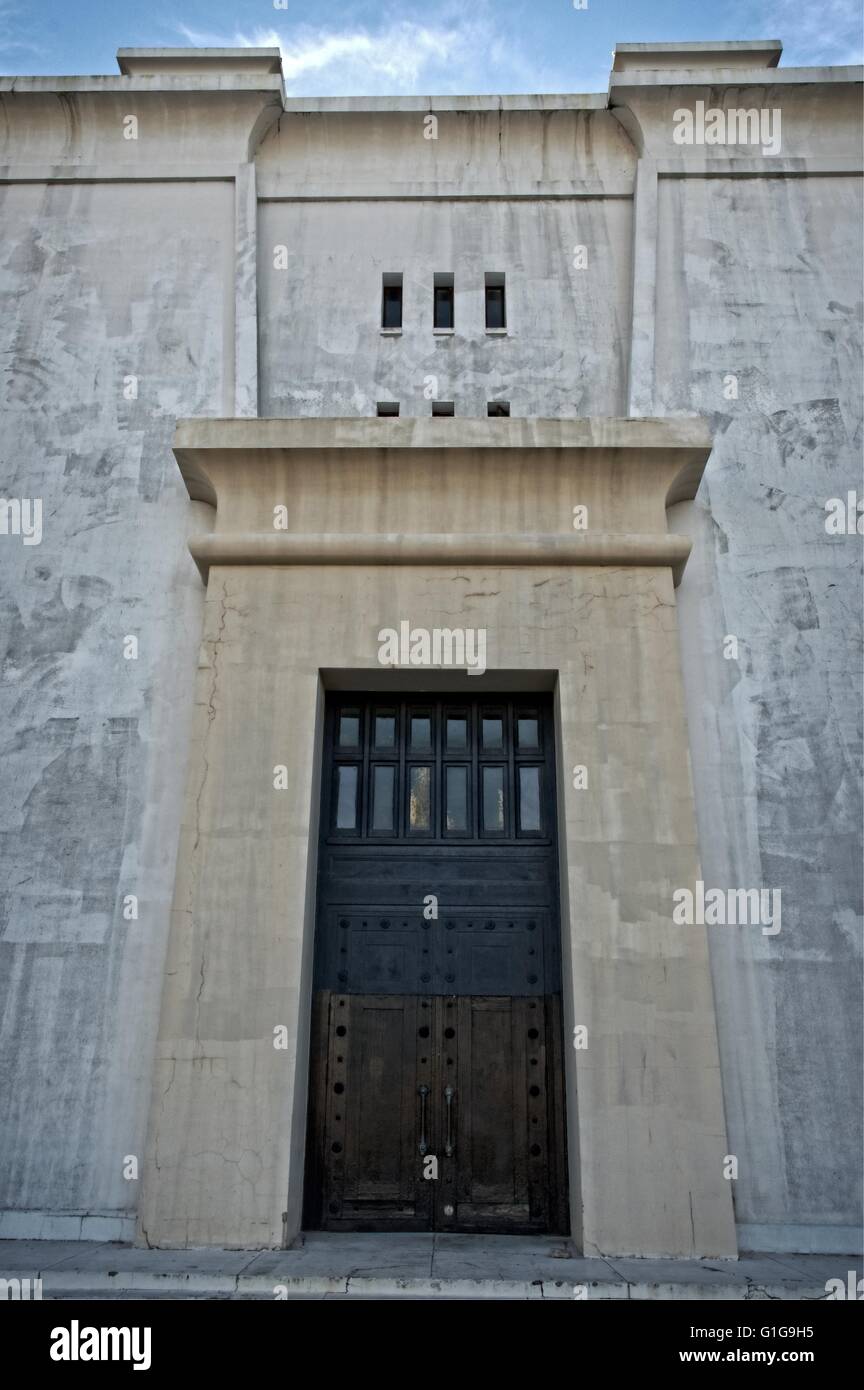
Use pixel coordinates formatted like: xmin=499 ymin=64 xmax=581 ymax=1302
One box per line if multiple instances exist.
xmin=305 ymin=993 xmax=432 ymax=1231
xmin=306 ymin=990 xmax=568 ymax=1234
xmin=452 ymin=998 xmax=538 ymax=1231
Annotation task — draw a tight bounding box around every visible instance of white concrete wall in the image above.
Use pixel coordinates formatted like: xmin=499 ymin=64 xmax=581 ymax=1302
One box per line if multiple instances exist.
xmin=257 ymin=108 xmax=635 ymax=419
xmin=0 ymin=56 xmax=860 ymax=1252
xmin=0 ymin=178 xmax=232 ymax=1238
xmin=657 ymin=172 xmax=863 ymax=1251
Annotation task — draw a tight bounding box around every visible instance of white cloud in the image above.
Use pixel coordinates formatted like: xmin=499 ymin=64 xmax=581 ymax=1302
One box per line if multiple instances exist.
xmin=174 ymin=16 xmax=584 ymax=96
xmin=0 ymin=0 xmax=43 ymax=56
xmin=744 ymin=0 xmax=863 ymax=66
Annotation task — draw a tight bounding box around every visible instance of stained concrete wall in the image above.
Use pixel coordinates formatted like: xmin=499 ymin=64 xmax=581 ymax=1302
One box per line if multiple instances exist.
xmin=137 ymin=422 xmax=736 ymax=1257
xmin=655 ymin=173 xmax=863 ymax=1251
xmin=0 ymin=51 xmax=861 ymax=1253
xmin=0 ymin=177 xmax=232 ymax=1238
xmin=257 ymin=108 xmax=635 ymax=419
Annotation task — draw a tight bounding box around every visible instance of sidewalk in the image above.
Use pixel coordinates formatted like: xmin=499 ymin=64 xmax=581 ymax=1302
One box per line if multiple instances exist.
xmin=1 ymin=1234 xmax=857 ymax=1300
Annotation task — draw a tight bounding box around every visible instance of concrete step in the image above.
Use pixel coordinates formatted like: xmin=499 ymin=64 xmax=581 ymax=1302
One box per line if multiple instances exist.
xmin=1 ymin=1235 xmax=857 ymax=1301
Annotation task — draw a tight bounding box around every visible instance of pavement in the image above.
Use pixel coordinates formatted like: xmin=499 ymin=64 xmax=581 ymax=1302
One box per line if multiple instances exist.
xmin=1 ymin=1234 xmax=860 ymax=1300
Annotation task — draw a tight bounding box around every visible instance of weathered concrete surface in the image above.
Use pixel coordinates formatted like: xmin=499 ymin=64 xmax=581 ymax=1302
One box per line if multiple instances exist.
xmin=660 ymin=173 xmax=863 ymax=1252
xmin=136 ymin=424 xmax=736 ymax=1257
xmin=257 ymin=107 xmax=634 ymax=419
xmin=0 ymin=44 xmax=860 ymax=1259
xmin=0 ymin=170 xmax=232 ymax=1240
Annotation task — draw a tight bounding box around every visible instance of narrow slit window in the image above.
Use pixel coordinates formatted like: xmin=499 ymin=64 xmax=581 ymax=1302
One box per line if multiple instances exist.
xmin=382 ymin=272 xmax=403 ymax=329
xmin=485 ymin=272 xmax=506 ymax=329
xmin=434 ymin=272 xmax=454 ymax=329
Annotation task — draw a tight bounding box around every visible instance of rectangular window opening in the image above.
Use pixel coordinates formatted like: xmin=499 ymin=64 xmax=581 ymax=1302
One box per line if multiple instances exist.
xmin=487 ymin=401 xmax=510 ymax=417
xmin=485 ymin=272 xmax=506 ymax=330
xmin=377 ymin=401 xmax=400 ymax=416
xmin=433 ymin=272 xmax=454 ymax=330
xmin=382 ymin=272 xmax=403 ymax=329
xmin=432 ymin=401 xmax=455 ymax=416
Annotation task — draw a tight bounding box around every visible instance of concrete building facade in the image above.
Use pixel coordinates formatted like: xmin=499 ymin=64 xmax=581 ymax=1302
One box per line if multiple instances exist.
xmin=0 ymin=40 xmax=861 ymax=1259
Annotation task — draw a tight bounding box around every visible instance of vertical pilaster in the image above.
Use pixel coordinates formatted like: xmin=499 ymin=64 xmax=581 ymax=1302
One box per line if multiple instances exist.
xmin=234 ymin=162 xmax=259 ymax=417
xmin=626 ymin=157 xmax=658 ymax=416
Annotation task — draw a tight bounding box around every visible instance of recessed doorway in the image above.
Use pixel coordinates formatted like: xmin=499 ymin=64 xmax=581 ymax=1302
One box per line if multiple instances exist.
xmin=304 ymin=693 xmax=569 ymax=1235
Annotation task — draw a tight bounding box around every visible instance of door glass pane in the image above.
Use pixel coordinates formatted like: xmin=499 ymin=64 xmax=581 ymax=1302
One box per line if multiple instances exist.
xmin=482 ymin=766 xmax=505 ymax=833
xmin=338 ymin=712 xmax=360 ymax=747
xmin=481 ymin=716 xmax=504 ymax=751
xmin=446 ymin=716 xmax=467 ymax=751
xmin=408 ymin=767 xmax=431 ymax=831
xmin=374 ymin=713 xmax=396 ymax=748
xmin=517 ymin=717 xmax=539 ymax=749
xmin=445 ymin=766 xmax=468 ymax=832
xmin=371 ymin=765 xmax=395 ymax=831
xmin=410 ymin=715 xmax=432 ymax=750
xmin=519 ymin=766 xmax=541 ymax=832
xmin=335 ymin=766 xmax=358 ymax=829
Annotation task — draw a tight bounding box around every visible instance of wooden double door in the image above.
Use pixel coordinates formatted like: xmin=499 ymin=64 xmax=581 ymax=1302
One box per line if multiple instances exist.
xmin=304 ymin=694 xmax=569 ymax=1235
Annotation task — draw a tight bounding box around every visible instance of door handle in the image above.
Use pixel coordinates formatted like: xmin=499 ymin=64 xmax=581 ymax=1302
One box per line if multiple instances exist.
xmin=444 ymin=1085 xmax=455 ymax=1157
xmin=418 ymin=1084 xmax=429 ymax=1155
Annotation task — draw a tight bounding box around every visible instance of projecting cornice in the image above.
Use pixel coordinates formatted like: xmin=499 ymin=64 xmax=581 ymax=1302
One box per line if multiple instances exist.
xmin=173 ymin=416 xmax=713 ymax=587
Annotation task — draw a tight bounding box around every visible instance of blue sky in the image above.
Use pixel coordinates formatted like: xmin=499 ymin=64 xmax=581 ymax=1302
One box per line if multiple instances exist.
xmin=1 ymin=0 xmax=861 ymax=91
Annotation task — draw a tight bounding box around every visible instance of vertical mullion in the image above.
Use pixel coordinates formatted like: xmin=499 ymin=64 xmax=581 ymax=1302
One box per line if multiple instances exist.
xmin=435 ymin=698 xmax=443 ymax=839
xmin=471 ymin=700 xmax=479 ymax=843
xmin=398 ymin=697 xmax=406 ymax=838
xmin=361 ymin=700 xmax=370 ymax=837
xmin=507 ymin=699 xmax=516 ymax=838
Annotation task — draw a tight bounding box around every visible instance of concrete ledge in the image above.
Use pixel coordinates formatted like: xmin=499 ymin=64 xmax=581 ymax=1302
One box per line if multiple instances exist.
xmin=256 ymin=183 xmax=635 ymax=201
xmin=610 ymin=65 xmax=863 ymax=91
xmin=280 ymin=94 xmax=608 ymax=113
xmin=0 ymin=75 xmax=285 ymax=94
xmin=656 ymin=157 xmax=864 ymax=178
xmin=187 ymin=530 xmax=693 ymax=583
xmin=116 ymin=47 xmax=283 ymax=79
xmin=173 ymin=415 xmax=714 ymax=453
xmin=0 ymin=164 xmax=239 ymax=183
xmin=612 ymin=41 xmax=782 ymax=73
